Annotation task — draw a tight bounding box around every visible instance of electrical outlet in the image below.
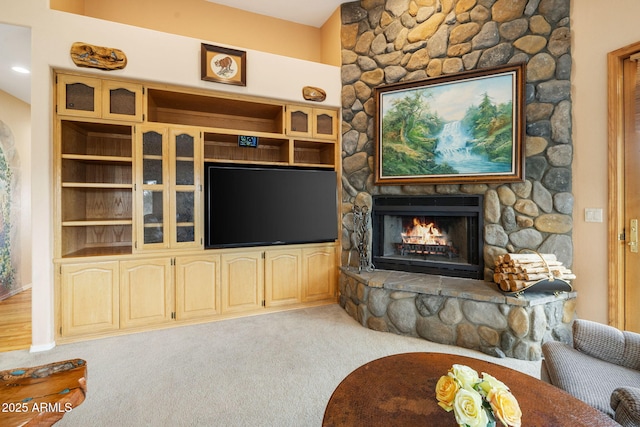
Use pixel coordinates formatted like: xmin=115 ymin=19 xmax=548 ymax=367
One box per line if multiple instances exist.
xmin=585 ymin=208 xmax=603 ymax=223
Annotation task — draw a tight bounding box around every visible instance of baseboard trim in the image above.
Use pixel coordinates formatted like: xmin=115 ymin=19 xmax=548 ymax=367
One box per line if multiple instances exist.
xmin=0 ymin=284 xmax=32 ymax=302
xmin=30 ymin=341 xmax=56 ymax=353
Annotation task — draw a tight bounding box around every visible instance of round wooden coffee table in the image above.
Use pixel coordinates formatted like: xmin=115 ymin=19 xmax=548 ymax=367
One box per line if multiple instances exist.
xmin=0 ymin=359 xmax=87 ymax=427
xmin=323 ymin=352 xmax=618 ymax=426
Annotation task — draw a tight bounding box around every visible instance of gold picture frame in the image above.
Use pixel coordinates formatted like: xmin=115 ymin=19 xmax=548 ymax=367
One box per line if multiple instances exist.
xmin=375 ymin=63 xmax=525 ymax=185
xmin=201 ymin=43 xmax=246 ymax=86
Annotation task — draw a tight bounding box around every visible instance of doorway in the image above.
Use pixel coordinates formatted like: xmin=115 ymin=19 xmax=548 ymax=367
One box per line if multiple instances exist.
xmin=608 ymin=41 xmax=640 ymax=332
xmin=0 ymin=22 xmax=32 ymax=350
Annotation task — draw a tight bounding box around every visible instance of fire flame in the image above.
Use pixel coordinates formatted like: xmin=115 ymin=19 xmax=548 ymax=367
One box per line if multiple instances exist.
xmin=401 ymin=218 xmax=447 ymax=245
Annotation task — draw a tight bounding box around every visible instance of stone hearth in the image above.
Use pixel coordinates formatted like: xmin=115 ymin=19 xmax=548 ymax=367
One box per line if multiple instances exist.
xmin=339 ymin=267 xmax=576 ymax=361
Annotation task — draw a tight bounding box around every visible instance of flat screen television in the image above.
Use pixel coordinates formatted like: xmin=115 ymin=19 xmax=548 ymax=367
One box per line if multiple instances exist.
xmin=204 ymin=164 xmax=338 ymax=248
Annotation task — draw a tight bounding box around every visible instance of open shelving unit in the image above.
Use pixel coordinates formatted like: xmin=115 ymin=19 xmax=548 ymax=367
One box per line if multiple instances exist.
xmin=147 ymin=88 xmax=285 ymax=134
xmin=203 ymin=132 xmax=289 ymax=165
xmin=58 ymin=120 xmax=134 ymax=258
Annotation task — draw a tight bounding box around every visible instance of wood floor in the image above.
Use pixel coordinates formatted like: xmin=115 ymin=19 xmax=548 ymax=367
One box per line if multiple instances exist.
xmin=0 ymin=288 xmax=31 ymax=352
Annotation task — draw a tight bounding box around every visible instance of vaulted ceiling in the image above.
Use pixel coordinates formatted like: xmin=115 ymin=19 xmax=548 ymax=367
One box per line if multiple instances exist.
xmin=0 ymin=1 xmax=349 ymax=104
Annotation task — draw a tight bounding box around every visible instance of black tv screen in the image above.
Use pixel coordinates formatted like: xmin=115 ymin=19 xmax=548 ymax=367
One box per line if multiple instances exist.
xmin=204 ymin=164 xmax=338 ymax=248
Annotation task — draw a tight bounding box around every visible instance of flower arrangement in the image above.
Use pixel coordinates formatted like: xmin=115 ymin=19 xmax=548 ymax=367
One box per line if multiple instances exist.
xmin=435 ymin=364 xmax=522 ymax=427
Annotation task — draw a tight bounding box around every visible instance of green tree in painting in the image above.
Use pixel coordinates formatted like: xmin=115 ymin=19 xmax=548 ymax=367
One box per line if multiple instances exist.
xmin=381 ymin=90 xmax=453 ymax=176
xmin=462 ymin=92 xmax=513 ymax=164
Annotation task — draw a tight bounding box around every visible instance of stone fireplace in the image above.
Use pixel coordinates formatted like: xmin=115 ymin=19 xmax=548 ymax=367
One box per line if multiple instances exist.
xmin=340 ymin=0 xmax=574 ymax=280
xmin=372 ymin=195 xmax=483 ymax=279
xmin=337 ymin=1 xmax=575 ymax=360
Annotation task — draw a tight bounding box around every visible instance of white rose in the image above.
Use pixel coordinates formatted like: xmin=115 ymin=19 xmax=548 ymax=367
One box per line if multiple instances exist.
xmin=480 ymin=372 xmax=510 ymax=393
xmin=450 ymin=364 xmax=480 ymax=390
xmin=453 ymin=388 xmax=489 ymax=427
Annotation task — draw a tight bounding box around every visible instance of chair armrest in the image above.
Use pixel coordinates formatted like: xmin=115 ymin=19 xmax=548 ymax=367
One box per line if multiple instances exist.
xmin=611 ymin=387 xmax=640 ymax=427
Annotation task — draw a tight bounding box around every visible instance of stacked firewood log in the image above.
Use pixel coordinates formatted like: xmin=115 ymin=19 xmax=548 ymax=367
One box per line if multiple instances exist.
xmin=493 ymin=253 xmax=576 ymax=292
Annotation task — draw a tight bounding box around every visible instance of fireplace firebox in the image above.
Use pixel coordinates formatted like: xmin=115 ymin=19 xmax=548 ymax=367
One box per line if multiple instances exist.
xmin=372 ymin=195 xmax=484 ymax=279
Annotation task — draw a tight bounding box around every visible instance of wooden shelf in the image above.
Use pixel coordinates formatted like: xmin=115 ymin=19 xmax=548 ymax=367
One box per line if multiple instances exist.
xmin=62 ymin=219 xmax=133 ymax=226
xmin=293 ymin=140 xmax=336 ymax=167
xmin=203 ymin=132 xmax=289 ymax=164
xmin=62 ymin=245 xmax=133 ymax=258
xmin=62 ymin=154 xmax=132 ymax=163
xmin=61 ymin=121 xmax=132 ymax=156
xmin=62 ymin=183 xmax=133 ymax=189
xmin=61 ymin=225 xmax=132 ymax=258
xmin=147 ymin=89 xmax=285 ymax=134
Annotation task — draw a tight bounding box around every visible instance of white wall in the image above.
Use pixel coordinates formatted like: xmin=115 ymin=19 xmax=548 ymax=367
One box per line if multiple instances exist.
xmin=1 ymin=0 xmax=341 ymax=351
xmin=571 ymin=0 xmax=640 ymax=323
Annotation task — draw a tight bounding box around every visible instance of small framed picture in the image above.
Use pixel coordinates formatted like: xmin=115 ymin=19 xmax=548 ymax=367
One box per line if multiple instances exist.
xmin=201 ymin=43 xmax=246 ymax=86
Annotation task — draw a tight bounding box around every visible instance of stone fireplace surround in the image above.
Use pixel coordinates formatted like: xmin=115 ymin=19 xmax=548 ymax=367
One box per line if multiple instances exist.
xmin=338 ymin=1 xmax=574 ymax=360
xmin=339 ymin=267 xmax=575 ymax=361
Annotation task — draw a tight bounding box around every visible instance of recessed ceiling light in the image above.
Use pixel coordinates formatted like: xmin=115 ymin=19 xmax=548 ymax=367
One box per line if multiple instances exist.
xmin=11 ymin=66 xmax=30 ymax=74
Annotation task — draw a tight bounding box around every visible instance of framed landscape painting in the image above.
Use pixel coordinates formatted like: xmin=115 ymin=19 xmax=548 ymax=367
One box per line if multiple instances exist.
xmin=374 ymin=63 xmax=525 ymax=185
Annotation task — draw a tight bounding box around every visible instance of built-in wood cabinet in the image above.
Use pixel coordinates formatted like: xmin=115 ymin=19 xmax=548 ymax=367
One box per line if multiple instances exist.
xmin=54 ymin=70 xmax=340 ymax=342
xmin=175 ymin=255 xmax=220 ymax=320
xmin=135 ymin=125 xmax=202 ymax=251
xmin=57 ymin=120 xmax=134 ymax=258
xmin=265 ymin=248 xmax=302 ymax=307
xmin=57 ymin=73 xmax=143 ymax=122
xmin=286 ymin=105 xmax=338 ymax=140
xmin=59 ymin=261 xmax=120 ymax=337
xmin=221 ymin=252 xmax=264 ymax=313
xmin=55 ymin=242 xmax=336 ymax=341
xmin=119 ymin=258 xmax=174 ymax=329
xmin=302 ymin=245 xmax=338 ymax=302
xmin=264 ymin=244 xmax=338 ymax=306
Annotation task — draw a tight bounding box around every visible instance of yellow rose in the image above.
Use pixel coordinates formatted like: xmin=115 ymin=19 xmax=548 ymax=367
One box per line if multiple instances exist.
xmin=453 ymin=388 xmax=489 ymax=427
xmin=487 ymin=388 xmax=522 ymax=427
xmin=435 ymin=375 xmax=459 ymax=411
xmin=449 ymin=364 xmax=480 ymax=390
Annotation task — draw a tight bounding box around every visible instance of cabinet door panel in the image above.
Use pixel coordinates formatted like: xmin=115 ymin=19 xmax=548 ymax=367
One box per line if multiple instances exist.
xmin=221 ymin=252 xmax=263 ymax=313
xmin=120 ymin=259 xmax=173 ymax=328
xmin=102 ymin=80 xmax=143 ymax=122
xmin=265 ymin=249 xmax=301 ymax=307
xmin=60 ymin=262 xmax=119 ymax=337
xmin=175 ymin=255 xmax=220 ymax=320
xmin=169 ymin=129 xmax=201 ymax=249
xmin=137 ymin=127 xmax=169 ymax=250
xmin=57 ymin=74 xmax=101 ymax=118
xmin=302 ymin=246 xmax=337 ymax=302
xmin=313 ymin=109 xmax=338 ymax=139
xmin=287 ymin=106 xmax=312 ymax=137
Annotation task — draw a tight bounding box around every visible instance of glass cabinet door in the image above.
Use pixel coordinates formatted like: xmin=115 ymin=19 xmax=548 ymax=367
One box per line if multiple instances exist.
xmin=138 ymin=127 xmax=169 ymax=249
xmin=136 ymin=126 xmax=200 ymax=251
xmin=170 ymin=129 xmax=201 ymax=248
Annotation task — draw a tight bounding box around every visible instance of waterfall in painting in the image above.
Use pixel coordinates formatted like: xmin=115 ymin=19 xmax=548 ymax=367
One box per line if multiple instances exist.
xmin=434 ymin=120 xmax=511 ymax=174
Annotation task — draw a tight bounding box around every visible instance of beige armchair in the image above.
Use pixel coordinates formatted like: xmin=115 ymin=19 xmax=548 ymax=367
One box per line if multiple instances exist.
xmin=541 ymin=319 xmax=640 ymax=426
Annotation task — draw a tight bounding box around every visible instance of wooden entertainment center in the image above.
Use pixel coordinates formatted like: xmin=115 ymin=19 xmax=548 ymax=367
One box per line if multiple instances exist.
xmin=53 ymin=70 xmax=341 ymax=342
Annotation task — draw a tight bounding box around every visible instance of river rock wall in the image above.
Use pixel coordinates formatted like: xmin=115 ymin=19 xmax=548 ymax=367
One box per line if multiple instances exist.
xmin=340 ymin=0 xmax=573 ymax=281
xmin=339 ymin=268 xmax=576 ymax=360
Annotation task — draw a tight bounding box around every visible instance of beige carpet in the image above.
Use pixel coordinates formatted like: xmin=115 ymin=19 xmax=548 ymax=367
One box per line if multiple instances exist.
xmin=0 ymin=304 xmax=540 ymax=426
